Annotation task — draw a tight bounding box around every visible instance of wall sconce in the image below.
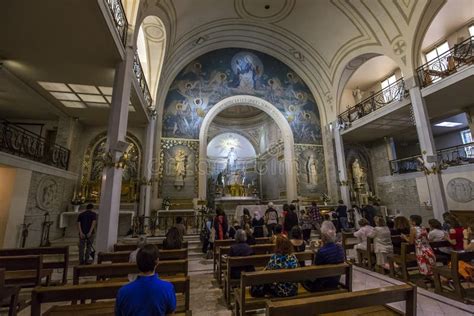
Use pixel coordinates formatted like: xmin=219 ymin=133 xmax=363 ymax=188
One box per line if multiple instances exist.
xmin=148 ymin=108 xmax=157 ymax=119
xmin=116 ymin=152 xmax=129 ymax=169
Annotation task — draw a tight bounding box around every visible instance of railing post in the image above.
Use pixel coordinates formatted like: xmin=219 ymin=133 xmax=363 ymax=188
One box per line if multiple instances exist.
xmin=406 ymin=77 xmax=448 ymax=220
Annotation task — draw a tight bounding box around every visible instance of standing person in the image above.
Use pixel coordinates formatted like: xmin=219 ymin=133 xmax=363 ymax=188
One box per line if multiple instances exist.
xmin=174 ymin=217 xmax=186 ymax=241
xmin=402 ymin=215 xmax=436 ymax=278
xmin=77 ymin=203 xmax=97 ymax=265
xmin=308 ymin=201 xmax=322 ymax=232
xmin=214 ymin=208 xmax=228 ymax=240
xmin=300 ymin=209 xmax=313 ymax=242
xmin=335 ymin=200 xmax=348 ymax=231
xmin=351 ymin=205 xmax=363 ymax=229
xmin=240 ymin=208 xmax=252 ymax=228
xmin=265 ymin=202 xmax=279 ymax=237
xmin=362 ymin=204 xmax=376 ymax=226
xmin=251 ymin=211 xmax=265 ymax=238
xmin=283 ymin=204 xmax=299 ymax=234
xmin=116 ymin=244 xmax=176 ymax=316
xmin=281 ymin=204 xmax=290 ymax=234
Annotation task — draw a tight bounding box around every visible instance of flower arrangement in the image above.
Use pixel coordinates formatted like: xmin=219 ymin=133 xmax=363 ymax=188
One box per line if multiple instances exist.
xmin=162 ymin=197 xmax=171 ymax=210
xmin=71 ymin=195 xmax=85 ymax=206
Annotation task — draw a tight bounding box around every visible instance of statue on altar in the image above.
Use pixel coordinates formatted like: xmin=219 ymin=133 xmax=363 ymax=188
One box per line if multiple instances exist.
xmin=174 ymin=149 xmax=187 ymax=189
xmin=352 ymin=158 xmax=365 ymax=189
xmin=306 ymin=154 xmax=318 ymax=184
xmin=227 ymin=147 xmax=237 ymax=171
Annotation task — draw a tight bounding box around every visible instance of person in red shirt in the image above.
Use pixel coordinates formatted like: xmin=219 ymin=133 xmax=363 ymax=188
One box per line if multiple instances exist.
xmin=445 ymin=215 xmax=464 ymax=250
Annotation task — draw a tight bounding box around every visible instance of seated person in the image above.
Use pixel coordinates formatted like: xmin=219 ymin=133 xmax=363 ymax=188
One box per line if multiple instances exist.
xmin=228 ymin=221 xmax=241 ymax=239
xmin=353 ymin=218 xmax=374 ymax=252
xmin=244 ymin=224 xmax=256 ymax=245
xmin=129 ymin=235 xmax=147 ymax=281
xmin=251 ymin=236 xmax=299 ymax=298
xmin=162 ymin=227 xmax=183 ymax=250
xmin=175 ymin=217 xmax=186 ymax=240
xmin=289 ymin=226 xmax=306 ymax=267
xmin=271 ymin=224 xmax=284 ymax=243
xmin=368 ymin=217 xmax=393 ymax=269
xmin=229 ymin=229 xmax=255 ymax=279
xmin=303 ymin=222 xmax=345 ymax=292
xmin=116 ymin=244 xmax=176 ymax=316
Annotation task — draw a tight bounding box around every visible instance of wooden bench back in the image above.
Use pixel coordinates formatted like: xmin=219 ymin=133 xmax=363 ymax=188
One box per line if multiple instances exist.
xmin=98 ymin=248 xmax=188 ymax=263
xmin=0 ymin=255 xmax=43 ymax=287
xmin=114 ymin=241 xmax=188 ymax=252
xmin=241 ymin=263 xmax=352 ymax=289
xmin=0 ymin=268 xmax=4 ymax=287
xmin=449 ymin=250 xmax=474 ymax=282
xmin=0 ymin=246 xmax=69 ymax=284
xmin=228 ymin=252 xmax=314 ymax=270
xmin=265 ymin=284 xmax=416 ymax=316
xmin=73 ymin=259 xmax=188 ymax=284
xmin=31 ymin=276 xmax=190 ymax=316
xmin=220 ymin=244 xmax=275 ymax=257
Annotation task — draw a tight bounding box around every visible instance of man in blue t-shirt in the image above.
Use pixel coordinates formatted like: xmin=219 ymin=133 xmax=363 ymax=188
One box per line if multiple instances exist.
xmin=116 ymin=244 xmax=176 ymax=316
xmin=77 ymin=203 xmax=97 ymax=265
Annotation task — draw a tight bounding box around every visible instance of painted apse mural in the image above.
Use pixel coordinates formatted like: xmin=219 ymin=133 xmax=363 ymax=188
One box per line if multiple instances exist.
xmin=160 ymin=48 xmax=327 ymax=199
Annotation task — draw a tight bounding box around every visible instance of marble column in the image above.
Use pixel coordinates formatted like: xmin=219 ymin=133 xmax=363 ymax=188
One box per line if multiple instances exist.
xmin=96 ymin=46 xmax=134 ymax=252
xmin=407 ymin=77 xmax=448 ymax=220
xmin=333 ymin=123 xmax=351 ymax=205
xmin=139 ymin=116 xmax=156 ymax=217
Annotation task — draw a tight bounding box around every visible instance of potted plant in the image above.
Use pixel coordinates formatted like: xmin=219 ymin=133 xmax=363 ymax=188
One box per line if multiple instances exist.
xmin=71 ymin=195 xmax=85 ymax=213
xmin=162 ymin=197 xmax=171 ymax=211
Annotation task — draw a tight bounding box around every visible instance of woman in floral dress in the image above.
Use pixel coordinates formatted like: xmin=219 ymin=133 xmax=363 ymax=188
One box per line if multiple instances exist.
xmin=402 ymin=214 xmax=436 ymax=276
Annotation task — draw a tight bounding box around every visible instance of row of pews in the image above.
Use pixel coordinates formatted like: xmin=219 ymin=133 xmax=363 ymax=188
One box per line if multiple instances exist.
xmin=342 ymin=232 xmax=474 ymax=303
xmin=212 ymin=238 xmax=417 ymax=316
xmin=0 ymin=242 xmax=192 ymax=315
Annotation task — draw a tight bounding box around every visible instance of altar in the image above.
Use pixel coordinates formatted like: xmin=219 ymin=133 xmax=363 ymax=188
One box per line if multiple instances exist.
xmin=60 ymin=210 xmax=135 ymax=237
xmin=156 ymin=209 xmax=201 ymax=234
xmin=215 ymin=196 xmax=261 ymax=214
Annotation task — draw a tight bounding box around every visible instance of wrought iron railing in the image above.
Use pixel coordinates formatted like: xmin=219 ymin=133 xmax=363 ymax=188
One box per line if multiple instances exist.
xmin=105 ymin=0 xmax=128 ymax=46
xmin=133 ymin=51 xmax=153 ymax=108
xmin=389 ymin=142 xmax=474 ymax=175
xmin=417 ymin=36 xmax=473 ymax=87
xmin=0 ymin=120 xmax=70 ymax=170
xmin=338 ymin=78 xmax=408 ymax=129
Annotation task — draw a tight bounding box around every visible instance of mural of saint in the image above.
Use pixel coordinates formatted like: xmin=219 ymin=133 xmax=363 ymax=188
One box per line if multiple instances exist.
xmin=306 ymin=154 xmax=318 ymax=184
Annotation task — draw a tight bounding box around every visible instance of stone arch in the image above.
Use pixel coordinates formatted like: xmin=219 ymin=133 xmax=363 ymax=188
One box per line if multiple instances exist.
xmin=198 ymin=95 xmax=298 ymax=201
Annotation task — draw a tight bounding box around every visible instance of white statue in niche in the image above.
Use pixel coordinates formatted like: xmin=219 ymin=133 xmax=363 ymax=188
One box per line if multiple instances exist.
xmin=352 ymin=158 xmax=365 ymax=188
xmin=174 ymin=149 xmax=187 ymax=189
xmin=306 ymin=154 xmax=318 ymax=185
xmin=353 ymin=87 xmax=362 ymax=104
xmin=227 ymin=147 xmax=237 ymax=171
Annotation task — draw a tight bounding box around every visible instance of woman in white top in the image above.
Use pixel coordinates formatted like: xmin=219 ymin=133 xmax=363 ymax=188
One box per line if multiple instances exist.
xmin=354 ymin=218 xmax=374 ymax=251
xmin=428 ymin=219 xmax=447 ymax=242
xmin=368 ymin=217 xmax=393 ymax=268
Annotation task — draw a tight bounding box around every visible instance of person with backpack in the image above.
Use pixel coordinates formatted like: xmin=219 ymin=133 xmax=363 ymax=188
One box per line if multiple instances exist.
xmin=265 ymin=202 xmax=279 ymax=237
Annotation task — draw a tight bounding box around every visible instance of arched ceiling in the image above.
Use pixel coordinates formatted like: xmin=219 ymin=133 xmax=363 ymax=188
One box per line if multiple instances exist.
xmin=137 ymin=0 xmax=447 ymax=124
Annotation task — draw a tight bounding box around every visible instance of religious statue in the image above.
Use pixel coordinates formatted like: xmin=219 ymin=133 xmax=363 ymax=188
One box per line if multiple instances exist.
xmin=306 ymin=154 xmax=318 ymax=184
xmin=352 ymin=158 xmax=365 ymax=188
xmin=352 ymin=87 xmax=362 ymax=104
xmin=227 ymin=147 xmax=237 ymax=171
xmin=174 ymin=149 xmax=187 ymax=189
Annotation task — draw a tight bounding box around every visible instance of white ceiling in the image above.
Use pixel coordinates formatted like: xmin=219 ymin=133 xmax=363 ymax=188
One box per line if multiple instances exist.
xmin=345 ymin=56 xmax=400 ymax=91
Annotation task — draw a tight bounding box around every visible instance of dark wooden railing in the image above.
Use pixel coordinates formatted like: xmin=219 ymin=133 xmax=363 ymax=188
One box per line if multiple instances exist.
xmin=389 ymin=142 xmax=474 ymax=175
xmin=133 ymin=51 xmax=153 ymax=108
xmin=338 ymin=78 xmax=408 ymax=129
xmin=416 ymin=36 xmax=473 ymax=87
xmin=0 ymin=120 xmax=70 ymax=170
xmin=105 ymin=0 xmax=129 ymax=46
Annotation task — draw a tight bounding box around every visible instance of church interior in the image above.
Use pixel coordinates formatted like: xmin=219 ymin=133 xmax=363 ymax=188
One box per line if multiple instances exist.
xmin=0 ymin=0 xmax=473 ymax=315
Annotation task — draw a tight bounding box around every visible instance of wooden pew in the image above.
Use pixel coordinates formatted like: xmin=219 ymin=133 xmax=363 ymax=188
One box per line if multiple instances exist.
xmin=113 ymin=241 xmax=189 ymax=252
xmin=0 ymin=246 xmax=69 ymax=285
xmin=341 ymin=232 xmax=358 ymax=259
xmin=355 ymin=237 xmax=375 ymax=270
xmin=73 ymin=259 xmax=188 ymax=284
xmin=31 ymin=276 xmax=191 ymax=316
xmin=433 ymin=250 xmax=474 ymax=303
xmin=0 ymin=268 xmax=20 ymax=316
xmin=213 ymin=238 xmax=272 ymax=276
xmin=97 ymin=248 xmax=188 ymax=264
xmin=217 ymin=244 xmax=275 ymax=285
xmin=224 ymin=251 xmax=314 ymax=306
xmin=234 ymin=263 xmax=352 ymax=316
xmin=0 ymin=255 xmax=52 ymax=288
xmin=265 ymin=284 xmax=416 ymax=316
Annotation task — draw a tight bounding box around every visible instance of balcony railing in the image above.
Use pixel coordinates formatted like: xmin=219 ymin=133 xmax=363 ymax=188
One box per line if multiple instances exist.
xmin=105 ymin=0 xmax=128 ymax=46
xmin=417 ymin=36 xmax=473 ymax=87
xmin=338 ymin=78 xmax=408 ymax=129
xmin=0 ymin=120 xmax=70 ymax=170
xmin=389 ymin=142 xmax=474 ymax=175
xmin=133 ymin=51 xmax=153 ymax=108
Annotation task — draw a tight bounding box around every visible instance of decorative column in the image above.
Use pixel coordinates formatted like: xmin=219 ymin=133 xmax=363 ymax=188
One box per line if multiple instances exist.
xmin=406 ymin=77 xmax=448 ymax=220
xmin=139 ymin=115 xmax=156 ymax=217
xmin=333 ymin=123 xmax=351 ymax=205
xmin=96 ymin=46 xmax=134 ymax=252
